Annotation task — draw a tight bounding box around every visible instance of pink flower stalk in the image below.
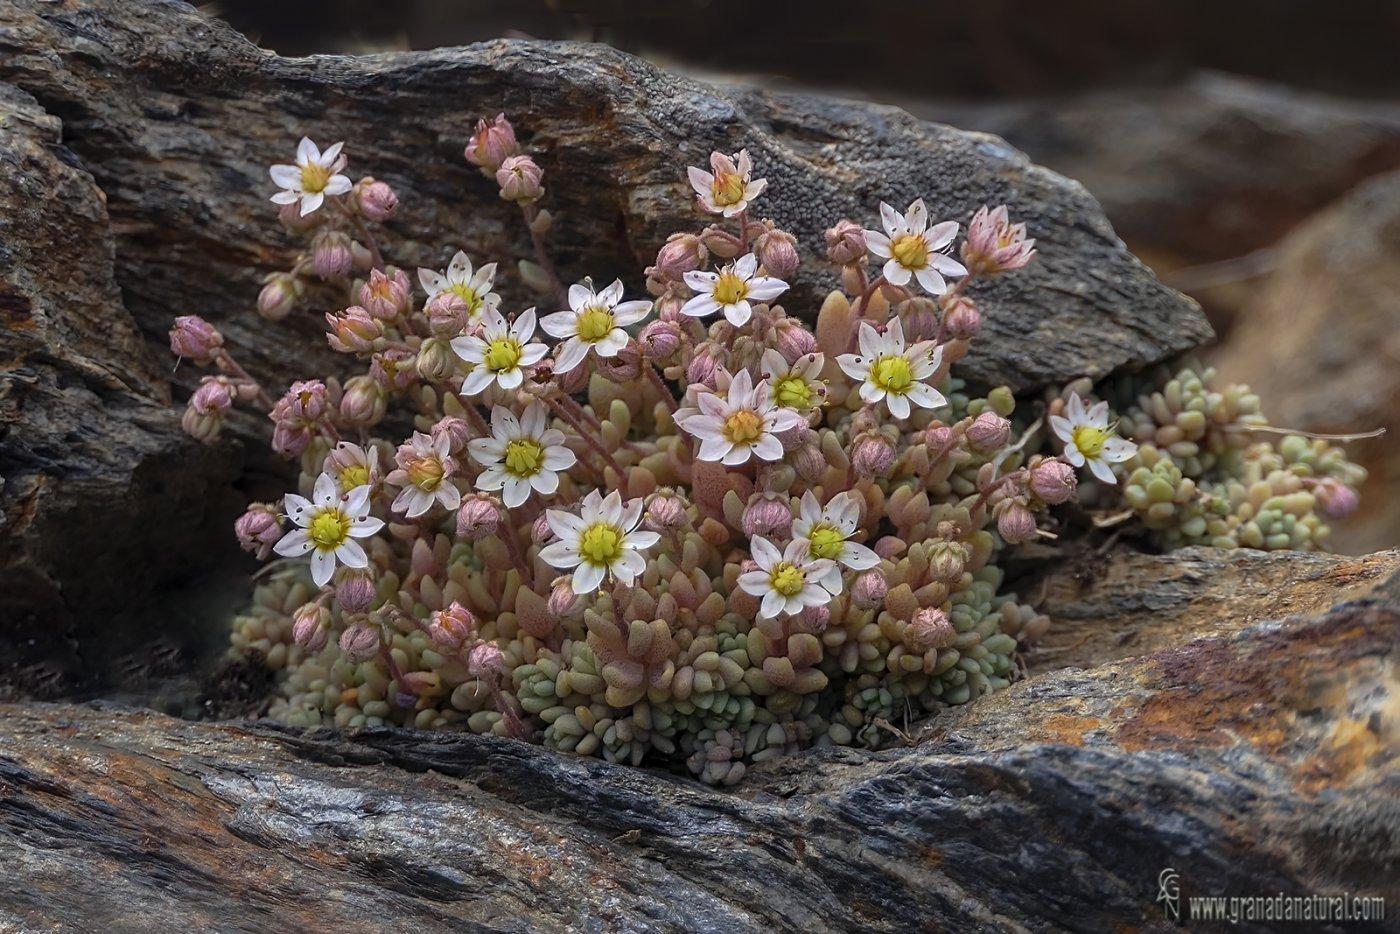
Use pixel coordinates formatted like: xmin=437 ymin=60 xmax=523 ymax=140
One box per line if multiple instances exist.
xmin=496 ymin=154 xmax=544 ymax=203
xmin=961 ymin=205 xmax=1036 ymax=276
xmin=169 ymin=315 xmax=223 ymax=364
xmin=464 ymin=114 xmax=519 ymax=175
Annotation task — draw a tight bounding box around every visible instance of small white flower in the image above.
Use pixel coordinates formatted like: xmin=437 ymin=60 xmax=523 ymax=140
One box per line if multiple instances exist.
xmin=864 ymin=198 xmax=967 ymax=296
xmin=1050 ymin=392 xmax=1138 ymax=485
xmin=681 ymin=253 xmax=788 ymax=327
xmin=836 ymin=318 xmax=946 ymax=419
xmin=737 ymin=536 xmax=837 ymax=620
xmin=760 ymin=349 xmax=826 ymax=412
xmin=539 ymin=490 xmax=661 ymax=595
xmin=451 ymin=306 xmax=549 ymax=396
xmin=325 ymin=441 xmax=380 ymax=495
xmin=541 ymin=279 xmax=652 ymax=374
xmin=387 ymin=431 xmax=462 ymax=518
xmin=418 ymin=251 xmax=501 ymax=323
xmin=269 ymin=137 xmax=352 ymax=217
xmin=274 ymin=471 xmax=384 ymax=587
xmin=677 ymin=368 xmax=804 ymax=465
xmin=468 ymin=401 xmax=577 ymax=508
xmin=687 ymin=149 xmax=766 ymax=217
xmin=792 ymin=491 xmax=880 ymax=592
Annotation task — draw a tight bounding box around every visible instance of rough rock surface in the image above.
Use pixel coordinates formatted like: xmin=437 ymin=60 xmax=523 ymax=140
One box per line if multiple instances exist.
xmin=0 ymin=0 xmax=1208 ymax=694
xmin=1210 ymin=171 xmax=1400 ymax=554
xmin=0 ymin=547 xmax=1394 ymax=931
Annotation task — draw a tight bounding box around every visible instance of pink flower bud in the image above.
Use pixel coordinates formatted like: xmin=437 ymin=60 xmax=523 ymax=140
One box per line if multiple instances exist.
xmin=359 ymin=267 xmax=412 ymax=320
xmin=338 ymin=622 xmax=381 ymax=664
xmin=370 ymin=349 xmax=417 ymax=391
xmin=755 ymin=228 xmax=800 ymax=280
xmin=325 ymin=306 xmax=384 ymax=353
xmin=292 ymin=603 xmax=331 ymax=652
xmin=773 ymin=319 xmax=817 ymax=363
xmin=465 ymin=113 xmax=519 ymax=175
xmin=796 ymin=604 xmax=830 ymax=634
xmin=943 ymin=295 xmax=981 ymax=340
xmin=424 ymin=290 xmax=470 ymax=336
xmin=597 ymin=344 xmax=642 ymax=383
xmin=851 ymin=571 xmax=888 ymax=610
xmin=548 ymin=578 xmax=582 ymax=620
xmin=966 ymin=412 xmax=1012 ymax=453
xmin=962 ymin=205 xmax=1036 ymax=276
xmin=234 ymin=502 xmax=282 ymax=560
xmin=643 ymin=491 xmax=688 ymax=532
xmin=270 ymin=379 xmax=330 ymax=456
xmin=928 ymin=539 xmax=967 ymax=583
xmin=898 ymin=297 xmax=940 ymax=343
xmin=906 ymin=607 xmax=955 ymax=653
xmin=278 ymin=200 xmax=323 ymax=233
xmin=430 ymin=416 xmax=472 ymax=455
xmin=700 ymin=225 xmax=743 ymax=260
xmin=1028 ymin=458 xmax=1077 ymax=505
xmin=456 ymin=496 xmax=501 ymax=541
xmin=742 ymin=493 xmax=792 ymax=539
xmin=824 ymin=219 xmax=867 ymax=265
xmin=352 ymin=177 xmax=398 ymax=222
xmin=686 ymin=342 xmax=726 ymax=389
xmin=339 ymin=375 xmax=386 ymax=428
xmin=182 ymin=396 xmax=223 ymax=444
xmin=191 ymin=376 xmax=234 ymax=415
xmin=651 ymin=233 xmax=708 ymax=282
xmin=257 ymin=272 xmax=303 ymax=321
xmin=995 ymin=501 xmax=1038 ymax=544
xmin=415 ymin=337 xmax=458 ymax=383
xmin=428 ymin=602 xmax=476 ymax=650
xmin=311 ymin=230 xmax=354 ymax=280
xmin=1314 ymin=477 xmax=1360 ymax=519
xmin=792 ymin=441 xmax=827 ymax=483
xmin=496 ymin=154 xmax=544 ymax=203
xmin=169 ymin=315 xmax=223 ymax=364
xmin=638 ymin=320 xmax=682 ymax=359
xmin=924 ymin=424 xmax=956 ymax=458
xmin=851 ymin=431 xmax=895 ymax=478
xmin=467 ymin=641 xmax=506 ymax=680
xmin=335 ymin=568 xmax=377 ymax=614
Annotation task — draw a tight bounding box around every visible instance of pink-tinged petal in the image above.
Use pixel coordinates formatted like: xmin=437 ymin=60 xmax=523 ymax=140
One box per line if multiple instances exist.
xmin=1049 ymin=415 xmax=1074 ymax=443
xmin=768 ymin=409 xmax=805 ymax=433
xmin=270 ymin=190 xmax=300 ymax=205
xmin=759 ymin=590 xmax=786 ymax=620
xmin=721 ymin=443 xmax=753 ymax=466
xmin=914 ymin=267 xmax=948 ymax=296
xmin=299 ymin=192 xmax=324 ymax=216
xmin=296 ymin=137 xmax=318 ymax=164
xmin=905 ymin=198 xmax=928 ymax=232
xmin=419 ymin=267 xmax=447 ymax=294
xmin=283 ymin=494 xmax=314 ymax=523
xmin=1067 ymin=393 xmax=1087 ymax=422
xmin=858 ymin=381 xmax=885 ymax=404
xmin=313 ymin=472 xmax=338 ymax=506
xmin=309 ymin=549 xmax=336 ymax=587
xmin=885 ymin=391 xmax=911 ymax=420
xmin=682 ymin=414 xmax=725 ymax=441
xmin=728 ymin=367 xmax=755 ymax=403
xmin=734 ymin=253 xmax=759 ymax=279
xmin=599 ymin=279 xmax=625 ymax=307
xmin=612 ymin=300 xmax=652 ymax=326
xmin=572 ymin=562 xmax=607 ymax=594
xmin=349 ymin=516 xmax=384 ymax=536
xmin=737 ymin=571 xmax=772 ymax=596
xmin=929 ymin=253 xmax=967 ymax=277
xmin=460 ymin=367 xmax=495 ymax=396
xmin=687 ymin=166 xmax=715 ymax=198
xmin=539 ymin=540 xmax=582 ymax=569
xmin=335 ymin=539 xmax=368 ymax=568
xmin=721 ymin=202 xmax=746 ymax=218
xmin=437 ymin=485 xmax=461 ymax=512
xmin=857 ymin=322 xmax=882 ymax=358
xmin=723 ymin=300 xmax=753 ymax=327
xmin=905 ymin=382 xmax=946 ymax=410
xmin=343 ymin=486 xmax=372 ymax=517
xmin=681 ymin=295 xmax=721 ymax=319
xmin=697 ymin=437 xmax=733 ymax=462
xmin=865 ymin=230 xmax=892 ymax=258
xmin=744 ymin=276 xmax=788 ymax=301
xmin=502 ymin=476 xmax=530 ymax=508
xmin=553 ymin=338 xmax=589 ymax=374
xmin=1063 ymin=445 xmax=1086 ymax=467
xmin=743 ymin=179 xmax=766 ymax=201
xmin=839 ymin=541 xmax=880 ymax=571
xmin=1088 ymin=400 xmax=1111 ymax=429
xmin=750 ymin=536 xmax=782 ymax=569
xmin=520 ymin=401 xmax=546 ymax=436
xmin=882 ymin=258 xmax=912 ymax=286
xmin=324 ymin=175 xmax=353 ymax=196
xmin=925 ymin=220 xmax=959 ymax=251
xmin=751 ymin=434 xmax=784 ymax=461
xmin=540 ymin=310 xmax=578 ymax=338
xmin=879 ymin=201 xmax=902 ymax=237
xmin=273 ymin=529 xmax=313 ymax=557
xmin=1089 ymin=457 xmax=1119 ymax=485
xmin=837 ymin=353 xmax=869 ymax=381
xmin=319 ymin=141 xmax=344 ymax=165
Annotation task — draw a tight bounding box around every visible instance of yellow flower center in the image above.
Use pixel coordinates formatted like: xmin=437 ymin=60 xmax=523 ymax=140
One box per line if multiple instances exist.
xmin=299 ymin=162 xmax=331 ymax=195
xmin=338 ymin=465 xmax=370 ymax=491
xmin=712 ymin=172 xmax=746 ymax=207
xmin=503 ymin=438 xmax=544 ymax=477
xmin=870 ymin=355 xmax=913 ymax=394
xmin=579 ymin=523 xmax=623 ymax=565
xmin=449 ymin=283 xmax=483 ymax=313
xmin=1072 ymin=425 xmax=1110 ymax=459
xmin=773 ymin=375 xmax=813 ymax=409
xmin=891 ymin=233 xmax=929 ymax=269
xmin=407 ymin=456 xmax=445 ymax=491
xmin=484 ymin=337 xmax=523 ymax=372
xmin=308 ymin=509 xmax=350 ymax=550
xmin=769 ymin=562 xmax=806 ymax=597
xmin=808 ymin=524 xmax=846 ymax=560
xmin=712 ymin=272 xmax=748 ymax=306
xmin=576 ymin=305 xmax=615 ymax=344
xmin=723 ymin=409 xmax=764 ymax=445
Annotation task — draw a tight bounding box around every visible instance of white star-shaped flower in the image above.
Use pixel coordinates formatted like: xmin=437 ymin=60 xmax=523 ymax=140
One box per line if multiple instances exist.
xmin=836 ymin=318 xmax=946 ymax=419
xmin=737 ymin=536 xmax=838 ymax=620
xmin=468 ymin=401 xmax=577 ymax=508
xmin=269 ymin=137 xmax=352 ymax=217
xmin=687 ymin=149 xmax=766 ymax=217
xmin=1050 ymin=392 xmax=1138 ymax=485
xmin=681 ymin=253 xmax=788 ymax=327
xmin=677 ymin=368 xmax=804 ymax=465
xmin=387 ymin=431 xmax=461 ymax=519
xmin=540 ymin=279 xmax=652 ymax=374
xmin=760 ymin=349 xmax=826 ymax=412
xmin=418 ymin=251 xmax=501 ymax=324
xmin=864 ymin=198 xmax=967 ymax=295
xmin=792 ymin=491 xmax=880 ymax=592
xmin=539 ymin=490 xmax=661 ymax=595
xmin=451 ymin=306 xmax=549 ymax=396
xmin=274 ymin=471 xmax=384 ymax=587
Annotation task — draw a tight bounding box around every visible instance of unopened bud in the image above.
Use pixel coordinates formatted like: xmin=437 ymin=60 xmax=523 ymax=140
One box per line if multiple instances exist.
xmin=1028 ymin=458 xmax=1077 ymax=505
xmin=456 ymin=496 xmax=501 ymax=541
xmin=258 ymin=272 xmax=304 ymax=321
xmin=335 ymin=567 xmax=377 ymax=614
xmin=548 ymin=578 xmax=583 ymax=620
xmin=339 ymin=375 xmax=386 ymax=428
xmin=425 ymin=290 xmax=471 ymax=336
xmin=467 ymin=641 xmax=506 ymax=680
xmin=643 ymin=490 xmax=688 ymax=532
xmin=430 ymin=416 xmax=472 ymax=455
xmin=359 ymin=267 xmax=412 ymax=320
xmin=741 ymin=493 xmax=792 ymax=539
xmin=773 ymin=319 xmax=817 ymax=363
xmin=652 ymin=233 xmax=708 ymax=281
xmin=428 ymin=602 xmax=476 ymax=650
xmin=325 ymin=306 xmax=384 ymax=353
xmin=851 ymin=571 xmax=888 ymax=610
xmin=169 ymin=315 xmax=223 ymax=364
xmin=415 ymin=337 xmax=458 ymax=383
xmin=292 ymin=603 xmax=331 ymax=652
xmin=638 ymin=320 xmax=682 ymax=359
xmin=792 ymin=441 xmax=827 ymax=483
xmin=597 ymin=344 xmax=642 ymax=383
xmin=995 ymin=501 xmax=1038 ymax=544
xmin=278 ymin=200 xmax=323 ymax=233
xmin=465 ymin=113 xmax=519 ymax=175
xmin=796 ymin=604 xmax=830 ymax=634
xmin=1314 ymin=477 xmax=1360 ymax=519
xmin=928 ymin=539 xmax=967 ymax=583
xmin=496 ymin=154 xmax=544 ymax=203
xmin=352 ymin=177 xmax=398 ymax=222
xmin=898 ymin=297 xmax=940 ymax=343
xmin=338 ymin=622 xmax=380 ymax=664
xmin=371 ymin=349 xmax=416 ymax=391
xmin=965 ymin=412 xmax=1011 ymax=453
xmin=686 ymin=342 xmax=726 ymax=389
xmin=311 ymin=229 xmax=354 ymax=280
xmin=824 ymin=219 xmax=867 ymax=266
xmin=700 ymin=225 xmax=743 ymax=260
xmin=851 ymin=431 xmax=895 ymax=478
xmin=234 ymin=502 xmax=282 ymax=560
xmin=906 ymin=607 xmax=955 ymax=653
xmin=755 ymin=228 xmax=800 ymax=280
xmin=943 ymin=295 xmax=981 ymax=340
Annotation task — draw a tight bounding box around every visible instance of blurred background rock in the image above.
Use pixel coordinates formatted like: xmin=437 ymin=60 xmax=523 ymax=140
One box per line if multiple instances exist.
xmin=213 ymin=0 xmax=1399 ymax=552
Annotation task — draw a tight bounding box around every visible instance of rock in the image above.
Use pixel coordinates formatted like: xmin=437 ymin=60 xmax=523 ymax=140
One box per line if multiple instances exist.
xmin=918 ymin=71 xmax=1400 ymax=266
xmin=1210 ymin=171 xmax=1400 ymax=554
xmin=0 ymin=546 xmax=1394 ymax=930
xmin=0 ymin=0 xmax=1207 ymax=693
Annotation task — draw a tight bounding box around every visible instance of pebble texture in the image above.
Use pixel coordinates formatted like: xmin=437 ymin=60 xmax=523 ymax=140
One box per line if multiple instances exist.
xmin=0 ymin=547 xmax=1395 ymax=931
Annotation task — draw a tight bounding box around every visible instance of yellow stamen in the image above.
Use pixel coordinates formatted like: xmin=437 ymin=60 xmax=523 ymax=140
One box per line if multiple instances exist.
xmin=308 ymin=509 xmax=350 ymax=550
xmin=712 ymin=272 xmax=748 ymax=306
xmin=808 ymin=525 xmax=846 ymax=560
xmin=712 ymin=172 xmax=745 ymax=207
xmin=723 ymin=409 xmax=763 ymax=445
xmin=1072 ymin=425 xmax=1111 ymax=459
xmin=870 ymin=356 xmax=913 ymax=394
xmin=576 ymin=306 xmax=614 ymax=344
xmin=503 ymin=438 xmax=544 ymax=477
xmin=579 ymin=524 xmax=623 ymax=565
xmin=338 ymin=465 xmax=370 ymax=491
xmin=484 ymin=338 xmax=522 ymax=372
xmin=299 ymin=162 xmax=331 ymax=195
xmin=769 ymin=563 xmax=805 ymax=597
xmin=891 ymin=234 xmax=929 ymax=269
xmin=449 ymin=283 xmax=482 ymax=312
xmin=407 ymin=456 xmax=445 ymax=491
xmin=773 ymin=375 xmax=813 ymax=409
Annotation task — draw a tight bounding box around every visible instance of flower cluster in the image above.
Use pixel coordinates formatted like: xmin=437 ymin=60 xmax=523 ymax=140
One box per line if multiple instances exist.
xmin=187 ymin=115 xmax=1362 ymax=784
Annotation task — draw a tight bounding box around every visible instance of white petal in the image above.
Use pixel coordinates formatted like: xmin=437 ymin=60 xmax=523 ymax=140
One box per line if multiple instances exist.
xmin=539 ymin=540 xmax=582 ymax=568
xmin=883 ymin=259 xmax=912 ymax=286
xmin=865 ymin=231 xmax=891 ymax=258
xmin=734 ymin=253 xmax=759 ymax=279
xmin=310 ymin=549 xmax=336 ymax=587
xmin=572 ymin=562 xmax=607 ymax=595
xmin=284 ymin=494 xmax=314 ymax=524
xmin=914 ymin=267 xmax=947 ymax=296
xmin=1089 ymin=458 xmax=1118 ymax=485
xmin=723 ymin=301 xmax=753 ymax=327
xmin=925 ymin=220 xmax=959 ymax=251
xmin=681 ymin=295 xmax=721 ymax=319
xmin=313 ymin=472 xmax=338 ymax=506
xmin=273 ymin=529 xmax=313 ymax=557
xmin=744 ymin=276 xmax=788 ymax=301
xmin=335 ymin=539 xmax=368 ymax=568
xmin=885 ymin=392 xmax=911 ymax=419
xmin=759 ymin=591 xmax=786 ymax=620
xmin=554 ymin=338 xmax=589 ymax=374
xmin=750 ymin=536 xmax=781 ymax=569
xmin=839 ymin=541 xmax=879 ymax=571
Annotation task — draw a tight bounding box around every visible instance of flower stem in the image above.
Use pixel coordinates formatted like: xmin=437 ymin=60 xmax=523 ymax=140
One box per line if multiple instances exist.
xmin=334 ymin=198 xmax=384 ymax=271
xmin=214 ymin=349 xmax=274 ymax=410
xmin=547 ymin=394 xmax=626 ymax=481
xmin=499 ymin=518 xmax=535 ymax=589
xmin=521 ymin=202 xmax=567 ymax=308
xmin=643 ymin=360 xmax=679 ymax=413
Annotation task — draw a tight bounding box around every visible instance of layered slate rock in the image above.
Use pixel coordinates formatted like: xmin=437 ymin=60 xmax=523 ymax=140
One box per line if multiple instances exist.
xmin=0 ymin=0 xmax=1208 ymax=693
xmin=0 ymin=547 xmax=1394 ymax=930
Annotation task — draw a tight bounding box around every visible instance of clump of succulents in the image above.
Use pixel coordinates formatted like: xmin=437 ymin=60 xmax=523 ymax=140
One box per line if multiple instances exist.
xmin=176 ymin=114 xmax=1363 ymax=783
